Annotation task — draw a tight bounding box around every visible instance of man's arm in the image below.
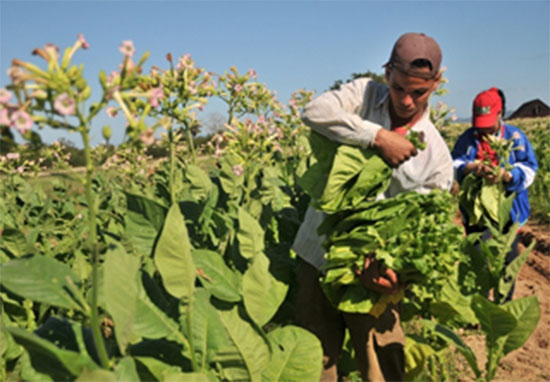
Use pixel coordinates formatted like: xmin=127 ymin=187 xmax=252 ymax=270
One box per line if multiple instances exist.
xmin=302 ymin=78 xmax=417 ymax=167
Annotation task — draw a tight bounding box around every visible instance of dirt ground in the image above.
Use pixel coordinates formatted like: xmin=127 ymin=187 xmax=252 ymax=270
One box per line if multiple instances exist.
xmin=459 ymin=221 xmax=550 ymax=381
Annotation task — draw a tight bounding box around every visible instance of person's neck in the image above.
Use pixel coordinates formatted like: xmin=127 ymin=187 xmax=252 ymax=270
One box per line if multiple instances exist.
xmin=389 ymin=102 xmax=426 ymax=129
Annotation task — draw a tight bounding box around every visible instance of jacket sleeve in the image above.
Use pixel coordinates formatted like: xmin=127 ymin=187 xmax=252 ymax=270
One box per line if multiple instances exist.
xmin=301 ymin=78 xmax=382 ymax=149
xmin=505 ymin=130 xmax=538 ymax=193
xmin=451 ymin=130 xmax=475 ymax=184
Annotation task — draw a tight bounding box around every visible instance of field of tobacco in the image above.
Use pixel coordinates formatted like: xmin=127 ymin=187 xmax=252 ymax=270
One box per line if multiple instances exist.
xmin=0 ymin=36 xmax=548 ymax=381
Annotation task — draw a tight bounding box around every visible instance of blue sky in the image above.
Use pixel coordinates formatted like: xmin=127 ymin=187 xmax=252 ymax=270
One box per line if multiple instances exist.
xmin=1 ymin=0 xmax=549 ymax=146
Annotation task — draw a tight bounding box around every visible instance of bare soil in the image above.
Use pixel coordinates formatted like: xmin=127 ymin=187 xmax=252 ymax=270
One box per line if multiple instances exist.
xmin=459 ymin=221 xmax=550 ymax=381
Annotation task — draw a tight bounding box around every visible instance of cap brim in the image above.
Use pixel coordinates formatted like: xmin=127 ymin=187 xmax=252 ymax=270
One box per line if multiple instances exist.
xmin=473 ymin=113 xmax=498 ymax=128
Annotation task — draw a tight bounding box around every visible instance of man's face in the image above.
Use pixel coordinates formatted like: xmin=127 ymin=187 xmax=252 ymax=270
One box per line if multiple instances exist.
xmin=385 ymin=67 xmax=440 ymax=122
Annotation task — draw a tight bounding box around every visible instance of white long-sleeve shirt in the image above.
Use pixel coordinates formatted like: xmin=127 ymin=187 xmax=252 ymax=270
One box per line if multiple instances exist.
xmin=292 ymin=77 xmax=454 ymax=269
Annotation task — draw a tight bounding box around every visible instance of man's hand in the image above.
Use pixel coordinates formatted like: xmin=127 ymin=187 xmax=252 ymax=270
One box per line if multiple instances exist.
xmin=355 ymin=256 xmax=402 ymax=294
xmin=373 ymin=128 xmax=417 ymax=168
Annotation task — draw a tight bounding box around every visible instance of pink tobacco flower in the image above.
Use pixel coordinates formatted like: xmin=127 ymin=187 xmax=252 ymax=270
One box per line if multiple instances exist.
xmin=119 ymin=40 xmax=135 ymax=57
xmin=0 ymin=88 xmax=13 ymax=104
xmin=0 ymin=108 xmax=10 ymax=125
xmin=54 ymin=93 xmax=76 ymax=115
xmin=105 ymin=107 xmax=118 ymax=118
xmin=513 ymin=131 xmax=521 ymax=140
xmin=11 ymin=110 xmax=32 ymax=134
xmin=248 ymin=68 xmax=257 ymax=79
xmin=233 ymin=84 xmax=243 ymax=93
xmin=77 ymin=34 xmax=89 ymax=49
xmin=149 ymin=87 xmax=164 ymax=107
xmin=44 ymin=43 xmax=60 ymax=62
xmin=6 ymin=152 xmax=20 ymax=160
xmin=451 ymin=115 xmax=457 ymax=121
xmin=177 ymin=54 xmax=193 ymax=71
xmin=232 ymin=164 xmax=244 ymax=177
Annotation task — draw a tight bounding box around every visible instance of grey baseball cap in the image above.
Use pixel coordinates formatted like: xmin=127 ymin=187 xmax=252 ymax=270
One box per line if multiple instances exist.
xmin=384 ymin=33 xmax=442 ymax=79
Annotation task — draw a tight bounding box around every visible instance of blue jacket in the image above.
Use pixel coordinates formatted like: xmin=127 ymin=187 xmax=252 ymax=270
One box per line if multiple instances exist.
xmin=451 ymin=123 xmax=538 ymax=226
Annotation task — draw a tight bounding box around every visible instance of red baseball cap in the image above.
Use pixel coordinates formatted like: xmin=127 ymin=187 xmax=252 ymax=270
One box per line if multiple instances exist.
xmin=472 ymin=88 xmax=502 ymax=128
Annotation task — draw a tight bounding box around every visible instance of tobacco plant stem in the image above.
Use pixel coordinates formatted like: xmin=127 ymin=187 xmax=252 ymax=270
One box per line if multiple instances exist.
xmin=169 ymin=127 xmax=176 ymax=204
xmin=186 ymin=127 xmax=197 ymax=165
xmin=81 ymin=128 xmax=110 ymax=369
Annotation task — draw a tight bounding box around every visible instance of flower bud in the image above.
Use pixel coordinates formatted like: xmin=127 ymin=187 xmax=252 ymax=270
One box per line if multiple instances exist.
xmin=102 ymin=125 xmax=112 ymax=141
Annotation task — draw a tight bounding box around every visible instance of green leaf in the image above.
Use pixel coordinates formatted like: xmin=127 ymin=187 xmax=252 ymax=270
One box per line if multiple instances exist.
xmin=0 ymin=227 xmax=30 ymax=258
xmin=125 ymin=193 xmax=167 ymax=256
xmin=104 ymin=247 xmax=140 ymax=354
xmin=192 ymin=250 xmax=241 ymax=302
xmin=185 ymin=164 xmax=213 ymax=202
xmin=471 ymin=295 xmax=517 ymax=344
xmin=154 ymin=204 xmax=196 ymax=301
xmin=214 ymin=304 xmax=269 ymax=382
xmin=163 ymin=372 xmax=215 ymax=382
xmin=237 ymin=207 xmax=264 ymax=259
xmin=5 ymin=326 xmax=99 ymax=381
xmin=430 ymin=281 xmax=477 ymax=324
xmin=243 ymin=252 xmax=288 ymax=326
xmin=498 ymin=240 xmax=533 ymax=300
xmin=501 ymin=296 xmax=540 ymax=355
xmin=0 ymin=256 xmax=84 ymax=312
xmin=420 ymin=320 xmax=481 ymax=378
xmin=262 ymin=326 xmax=323 ymax=382
xmin=404 ymin=335 xmax=435 ymax=380
xmin=134 ymin=356 xmax=183 ymax=381
xmin=133 ymin=288 xmax=179 ymax=340
xmin=185 ymin=289 xmax=233 ymax=371
xmin=498 ymin=192 xmax=515 ymax=231
xmin=76 ymin=369 xmax=117 ymax=381
xmin=114 ymin=356 xmax=140 ymax=382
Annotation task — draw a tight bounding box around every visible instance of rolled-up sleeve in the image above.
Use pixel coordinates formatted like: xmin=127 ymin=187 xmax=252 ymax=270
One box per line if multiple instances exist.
xmin=301 ymin=78 xmax=383 ymax=149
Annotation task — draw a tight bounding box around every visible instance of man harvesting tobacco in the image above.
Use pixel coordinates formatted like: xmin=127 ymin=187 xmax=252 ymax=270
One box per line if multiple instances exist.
xmin=451 ymin=87 xmax=538 ymax=301
xmin=292 ymin=33 xmax=454 ymax=381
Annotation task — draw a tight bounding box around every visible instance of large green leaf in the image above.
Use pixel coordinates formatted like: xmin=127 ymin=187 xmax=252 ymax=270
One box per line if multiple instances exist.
xmin=104 ymin=247 xmax=140 ymax=354
xmin=501 ymin=296 xmax=540 ymax=355
xmin=242 ymin=252 xmax=288 ymax=326
xmin=471 ymin=295 xmax=517 ymax=344
xmin=297 ymin=132 xmax=339 ymax=200
xmin=192 ymin=250 xmax=241 ymax=302
xmin=183 ymin=289 xmax=233 ymax=371
xmin=154 ymin=204 xmax=196 ymax=302
xmin=133 ymin=285 xmax=180 ymax=340
xmin=214 ymin=304 xmax=269 ymax=382
xmin=262 ymin=326 xmax=323 ymax=382
xmin=0 ymin=256 xmax=84 ymax=312
xmin=237 ymin=207 xmax=264 ymax=259
xmin=5 ymin=326 xmax=99 ymax=381
xmin=125 ymin=193 xmax=167 ymax=256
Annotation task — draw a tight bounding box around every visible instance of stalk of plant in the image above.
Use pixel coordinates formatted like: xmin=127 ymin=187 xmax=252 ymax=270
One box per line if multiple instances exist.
xmin=4 ymin=35 xmax=114 ymax=369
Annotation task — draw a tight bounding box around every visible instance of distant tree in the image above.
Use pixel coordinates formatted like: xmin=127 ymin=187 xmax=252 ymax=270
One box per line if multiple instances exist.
xmin=329 ymin=70 xmax=387 ymax=91
xmin=201 ymin=111 xmax=226 ymax=135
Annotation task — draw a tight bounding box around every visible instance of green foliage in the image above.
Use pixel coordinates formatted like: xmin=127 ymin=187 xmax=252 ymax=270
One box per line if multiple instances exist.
xmin=1 ymin=36 xmax=545 ymax=382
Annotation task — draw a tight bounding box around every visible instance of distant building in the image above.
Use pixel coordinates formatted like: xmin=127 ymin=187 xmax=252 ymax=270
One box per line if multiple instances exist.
xmin=506 ymin=99 xmax=550 ymax=120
